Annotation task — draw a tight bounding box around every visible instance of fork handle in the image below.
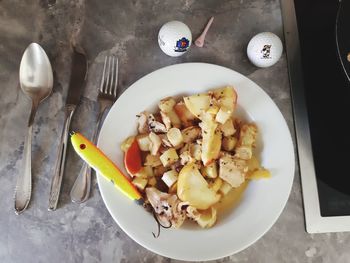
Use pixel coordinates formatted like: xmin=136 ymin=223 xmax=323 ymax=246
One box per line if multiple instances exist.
xmin=70 ymin=106 xmax=109 ymax=203
xmin=48 ymin=105 xmax=75 ymax=211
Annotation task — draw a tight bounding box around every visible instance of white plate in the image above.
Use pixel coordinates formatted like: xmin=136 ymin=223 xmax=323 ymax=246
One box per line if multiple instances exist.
xmin=97 ymin=63 xmax=295 ymax=261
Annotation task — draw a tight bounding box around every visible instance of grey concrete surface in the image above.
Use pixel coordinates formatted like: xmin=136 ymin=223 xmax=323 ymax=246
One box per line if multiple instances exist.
xmin=1 ymin=0 xmax=349 ymax=262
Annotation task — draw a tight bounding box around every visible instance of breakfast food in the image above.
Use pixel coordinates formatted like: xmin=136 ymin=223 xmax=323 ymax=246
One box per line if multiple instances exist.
xmin=121 ymin=86 xmax=270 ymax=229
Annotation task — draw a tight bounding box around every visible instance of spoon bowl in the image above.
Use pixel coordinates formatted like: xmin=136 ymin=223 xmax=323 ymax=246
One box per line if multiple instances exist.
xmin=14 ymin=43 xmax=53 ymax=214
xmin=19 ymin=43 xmax=53 ymax=103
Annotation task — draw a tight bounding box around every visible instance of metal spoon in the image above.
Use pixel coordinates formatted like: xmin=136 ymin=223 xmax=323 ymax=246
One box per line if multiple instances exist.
xmin=14 ymin=43 xmax=53 ymax=214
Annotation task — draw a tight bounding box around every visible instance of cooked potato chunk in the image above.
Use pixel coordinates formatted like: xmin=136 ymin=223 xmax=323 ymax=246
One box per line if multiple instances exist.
xmin=121 ymin=136 xmax=135 ymax=152
xmin=247 ymin=156 xmax=260 ymax=172
xmin=212 ymin=86 xmax=237 ymax=112
xmin=196 ymin=207 xmax=217 ymax=228
xmin=249 ymin=168 xmax=271 ymax=179
xmin=210 ymin=177 xmax=223 ymax=192
xmin=220 ymin=118 xmax=235 ymax=137
xmin=219 ymin=181 xmax=233 ymax=195
xmin=219 ymin=155 xmax=248 ymax=187
xmin=162 ymin=170 xmax=178 ymax=187
xmin=222 ymin=136 xmax=237 ymax=151
xmin=167 ymin=128 xmax=183 ymax=147
xmin=136 ymin=134 xmax=151 ymax=151
xmin=144 ymin=154 xmax=162 ymax=167
xmin=190 ymin=143 xmax=202 ymax=161
xmin=134 ymin=166 xmax=154 ymax=178
xmin=201 ymin=162 xmax=218 ymax=178
xmin=215 ymin=107 xmax=232 ymax=124
xmin=158 ymin=97 xmax=176 ymax=113
xmin=206 ymin=105 xmax=219 ymax=115
xmin=184 ymin=93 xmax=211 ymax=117
xmin=132 ymin=177 xmax=148 ymax=190
xmin=174 ymin=102 xmax=196 ymax=127
xmin=200 ymin=112 xmax=222 ymax=165
xmin=160 ymin=148 xmax=179 ymax=167
xmin=167 ymin=110 xmax=181 ymax=128
xmin=182 ymin=126 xmax=201 ymax=143
xmin=177 ymin=163 xmax=220 ymax=210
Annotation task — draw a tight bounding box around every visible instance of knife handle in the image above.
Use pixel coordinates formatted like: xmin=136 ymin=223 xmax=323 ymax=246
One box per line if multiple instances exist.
xmin=48 ymin=105 xmax=75 ymax=211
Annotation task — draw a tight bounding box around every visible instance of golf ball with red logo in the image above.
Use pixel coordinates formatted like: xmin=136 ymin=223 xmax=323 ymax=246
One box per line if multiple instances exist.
xmin=158 ymin=21 xmax=192 ymax=57
xmin=247 ymin=32 xmax=283 ymax=68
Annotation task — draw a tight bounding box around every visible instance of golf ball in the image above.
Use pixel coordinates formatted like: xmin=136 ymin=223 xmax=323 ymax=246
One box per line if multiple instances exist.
xmin=247 ymin=32 xmax=283 ymax=68
xmin=158 ymin=21 xmax=192 ymax=57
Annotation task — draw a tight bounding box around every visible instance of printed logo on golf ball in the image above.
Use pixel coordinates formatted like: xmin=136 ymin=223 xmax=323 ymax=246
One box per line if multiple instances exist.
xmin=247 ymin=32 xmax=283 ymax=68
xmin=158 ymin=21 xmax=192 ymax=57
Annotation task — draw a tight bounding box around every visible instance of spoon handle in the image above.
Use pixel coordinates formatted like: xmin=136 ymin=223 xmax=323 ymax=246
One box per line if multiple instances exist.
xmin=14 ymin=124 xmax=33 ymax=214
xmin=14 ymin=101 xmax=38 ymax=214
xmin=48 ymin=105 xmax=75 ymax=211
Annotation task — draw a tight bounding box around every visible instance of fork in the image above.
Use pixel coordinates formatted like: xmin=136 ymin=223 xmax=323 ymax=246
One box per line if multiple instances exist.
xmin=70 ymin=55 xmax=119 ymax=203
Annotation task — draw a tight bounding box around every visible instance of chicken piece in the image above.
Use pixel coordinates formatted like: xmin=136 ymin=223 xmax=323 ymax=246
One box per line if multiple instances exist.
xmin=145 ymin=187 xmax=186 ymax=228
xmin=160 ymin=111 xmax=172 ymax=130
xmin=149 ymin=132 xmax=162 ymax=155
xmin=148 ymin=114 xmax=167 ymax=133
xmin=179 ymin=150 xmax=195 ymax=165
xmin=185 ymin=205 xmax=200 ymax=221
xmin=234 ymin=124 xmax=258 ymax=160
xmin=182 ymin=126 xmax=201 ymax=143
xmin=137 ymin=111 xmax=149 ymax=134
xmin=181 ymin=204 xmax=217 ymax=228
xmin=219 ymin=154 xmax=248 ymax=187
xmin=144 ymin=154 xmax=162 ymax=167
xmin=158 ymin=134 xmax=172 ymax=147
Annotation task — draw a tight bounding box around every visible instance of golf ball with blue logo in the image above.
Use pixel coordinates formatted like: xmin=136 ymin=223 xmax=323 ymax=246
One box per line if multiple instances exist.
xmin=247 ymin=32 xmax=283 ymax=68
xmin=158 ymin=21 xmax=192 ymax=57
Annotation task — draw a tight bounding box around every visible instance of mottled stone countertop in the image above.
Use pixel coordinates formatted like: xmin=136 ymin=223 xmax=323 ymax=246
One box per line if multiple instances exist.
xmin=1 ymin=0 xmax=350 ymax=262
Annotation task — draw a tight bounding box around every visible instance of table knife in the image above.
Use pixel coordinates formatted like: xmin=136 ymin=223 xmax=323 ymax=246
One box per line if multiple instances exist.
xmin=48 ymin=46 xmax=88 ymax=211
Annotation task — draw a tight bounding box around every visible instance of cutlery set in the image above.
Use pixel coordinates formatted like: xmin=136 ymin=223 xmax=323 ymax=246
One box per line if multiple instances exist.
xmin=14 ymin=43 xmax=118 ymax=214
xmin=70 ymin=55 xmax=119 ymax=203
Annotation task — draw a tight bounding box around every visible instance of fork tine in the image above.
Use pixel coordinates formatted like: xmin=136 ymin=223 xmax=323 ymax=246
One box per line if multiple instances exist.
xmin=99 ymin=56 xmax=108 ymax=93
xmin=104 ymin=56 xmax=112 ymax=94
xmin=109 ymin=56 xmax=115 ymax=96
xmin=113 ymin=57 xmax=119 ymax=98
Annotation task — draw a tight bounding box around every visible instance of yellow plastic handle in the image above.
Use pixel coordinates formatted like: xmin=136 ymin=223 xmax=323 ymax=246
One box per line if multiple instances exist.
xmin=70 ymin=132 xmax=142 ymax=202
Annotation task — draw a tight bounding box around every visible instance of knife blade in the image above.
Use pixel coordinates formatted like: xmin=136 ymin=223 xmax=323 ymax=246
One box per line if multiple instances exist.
xmin=48 ymin=47 xmax=88 ymax=211
xmin=336 ymin=0 xmax=350 ymax=81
